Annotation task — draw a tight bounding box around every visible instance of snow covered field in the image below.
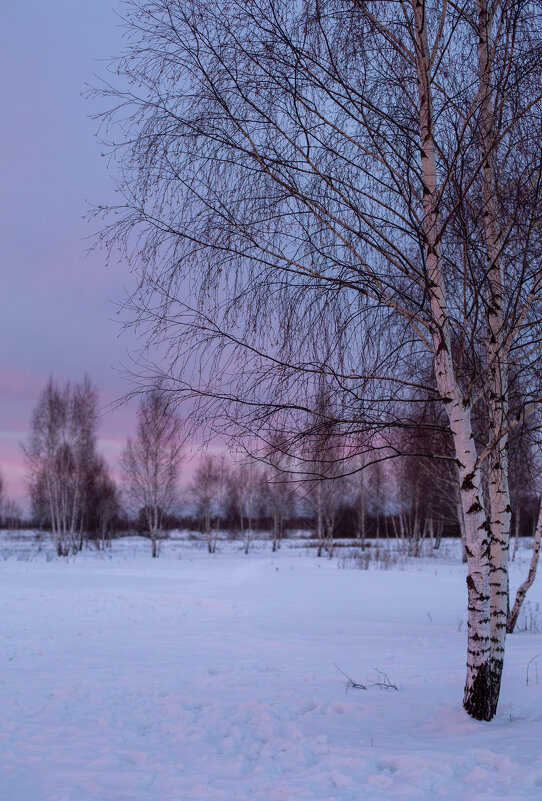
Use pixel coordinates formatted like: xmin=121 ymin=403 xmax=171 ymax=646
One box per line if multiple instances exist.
xmin=1 ymin=533 xmax=542 ymax=801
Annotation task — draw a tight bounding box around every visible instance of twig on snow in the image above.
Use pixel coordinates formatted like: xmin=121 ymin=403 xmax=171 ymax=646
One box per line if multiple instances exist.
xmin=334 ymin=663 xmax=399 ymax=693
xmin=368 ymin=667 xmax=399 ymax=691
xmin=334 ymin=662 xmax=367 ymax=692
xmin=526 ymin=653 xmax=542 ymax=685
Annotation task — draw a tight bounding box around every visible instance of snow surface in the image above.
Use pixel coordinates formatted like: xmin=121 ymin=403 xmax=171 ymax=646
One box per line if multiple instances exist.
xmin=1 ymin=533 xmax=542 ymax=800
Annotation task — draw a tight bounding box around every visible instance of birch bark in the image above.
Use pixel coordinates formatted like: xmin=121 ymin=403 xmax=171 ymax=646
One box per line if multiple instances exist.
xmin=412 ymin=0 xmax=493 ymax=720
xmin=476 ymin=0 xmax=511 ymax=714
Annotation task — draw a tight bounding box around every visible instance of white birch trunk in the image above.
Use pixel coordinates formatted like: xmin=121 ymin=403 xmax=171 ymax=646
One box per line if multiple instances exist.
xmin=412 ymin=0 xmax=493 ymax=719
xmin=476 ymin=0 xmax=511 ymax=714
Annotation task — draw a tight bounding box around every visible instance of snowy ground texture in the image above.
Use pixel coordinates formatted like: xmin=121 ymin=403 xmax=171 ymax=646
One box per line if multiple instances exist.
xmin=1 ymin=533 xmax=542 ymax=801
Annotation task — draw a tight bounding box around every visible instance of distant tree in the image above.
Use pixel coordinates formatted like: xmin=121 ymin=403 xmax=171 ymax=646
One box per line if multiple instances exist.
xmin=24 ymin=376 xmax=100 ymax=555
xmin=3 ymin=499 xmax=22 ymax=531
xmin=349 ymin=444 xmax=385 ymax=547
xmin=305 ymin=470 xmax=346 ymax=559
xmin=191 ymin=453 xmax=230 ymax=553
xmin=229 ymin=461 xmax=265 ymax=554
xmin=86 ymin=457 xmax=121 ymax=549
xmin=263 ymin=467 xmax=294 ymax=553
xmin=260 ymin=436 xmax=295 ymax=551
xmin=350 ymin=456 xmax=368 ymax=548
xmin=0 ymin=474 xmax=24 ymax=531
xmin=122 ymin=391 xmax=185 ymax=557
xmin=303 ymin=385 xmax=346 ymax=558
xmin=390 ymin=396 xmax=459 ymax=555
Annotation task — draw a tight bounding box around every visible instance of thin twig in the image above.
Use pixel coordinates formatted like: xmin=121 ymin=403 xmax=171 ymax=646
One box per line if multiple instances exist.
xmin=333 ymin=662 xmax=367 ymax=692
xmin=526 ymin=653 xmax=542 ymax=686
xmin=334 ymin=663 xmax=400 ymax=692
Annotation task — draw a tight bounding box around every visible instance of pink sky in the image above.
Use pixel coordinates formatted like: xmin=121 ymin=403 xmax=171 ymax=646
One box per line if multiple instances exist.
xmin=0 ymin=1 xmax=139 ymax=508
xmin=0 ymin=2 xmax=233 ymax=513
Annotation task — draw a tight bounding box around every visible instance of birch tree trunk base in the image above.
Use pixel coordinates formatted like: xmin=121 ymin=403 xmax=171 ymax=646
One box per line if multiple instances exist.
xmin=463 ymin=661 xmax=499 ymax=721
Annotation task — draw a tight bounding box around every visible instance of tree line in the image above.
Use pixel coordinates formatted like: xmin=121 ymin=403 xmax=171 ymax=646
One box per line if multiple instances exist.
xmin=11 ymin=374 xmax=541 ymax=564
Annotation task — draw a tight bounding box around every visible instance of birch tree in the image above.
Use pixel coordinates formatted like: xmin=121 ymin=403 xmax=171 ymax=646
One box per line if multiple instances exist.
xmin=191 ymin=453 xmax=229 ymax=552
xmin=97 ymin=1 xmax=542 ymax=719
xmin=303 ymin=401 xmax=347 ymax=557
xmin=264 ymin=467 xmax=294 ymax=552
xmin=25 ymin=376 xmax=100 ymax=555
xmin=261 ymin=436 xmax=295 ymax=551
xmin=3 ymin=500 xmax=22 ymax=531
xmin=230 ymin=461 xmax=265 ymax=554
xmin=122 ymin=391 xmax=185 ymax=557
xmin=87 ymin=457 xmax=121 ymax=549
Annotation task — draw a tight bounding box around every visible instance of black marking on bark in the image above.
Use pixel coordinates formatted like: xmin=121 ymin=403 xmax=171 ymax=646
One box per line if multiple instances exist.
xmin=467 ymin=500 xmax=483 ymax=515
xmin=463 ymin=662 xmax=494 ymax=721
xmin=462 ymin=472 xmax=476 ymax=491
xmin=489 ymin=658 xmax=504 ymax=718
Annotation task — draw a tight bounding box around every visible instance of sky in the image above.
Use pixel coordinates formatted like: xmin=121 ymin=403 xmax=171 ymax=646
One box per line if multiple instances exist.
xmin=0 ymin=1 xmax=145 ymax=508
